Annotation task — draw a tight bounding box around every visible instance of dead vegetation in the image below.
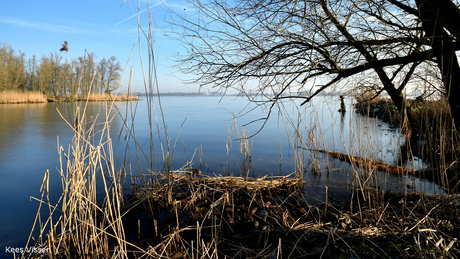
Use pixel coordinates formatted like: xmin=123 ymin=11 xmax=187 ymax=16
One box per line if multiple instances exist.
xmin=27 ymin=168 xmax=460 ymax=258
xmin=124 ymin=173 xmax=460 ymax=258
xmin=0 ymin=90 xmax=138 ymax=103
xmin=0 ymin=90 xmax=48 ymax=104
xmin=19 ymin=70 xmax=460 ymax=259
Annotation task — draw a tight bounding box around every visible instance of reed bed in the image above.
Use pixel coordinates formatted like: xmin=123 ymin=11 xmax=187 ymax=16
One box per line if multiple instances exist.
xmin=0 ymin=90 xmax=48 ymax=103
xmin=21 ymin=79 xmax=460 ymax=258
xmin=126 ymin=171 xmax=460 ymax=258
xmin=27 ymin=163 xmax=460 ymax=258
xmin=25 ymin=104 xmax=131 ymax=258
xmin=0 ymin=90 xmax=138 ymax=103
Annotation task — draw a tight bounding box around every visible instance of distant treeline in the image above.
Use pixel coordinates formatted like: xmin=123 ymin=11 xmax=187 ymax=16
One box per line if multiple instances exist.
xmin=0 ymin=41 xmax=122 ymax=97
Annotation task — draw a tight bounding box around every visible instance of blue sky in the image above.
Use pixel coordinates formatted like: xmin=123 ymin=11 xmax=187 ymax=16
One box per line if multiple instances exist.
xmin=0 ymin=0 xmax=202 ymax=93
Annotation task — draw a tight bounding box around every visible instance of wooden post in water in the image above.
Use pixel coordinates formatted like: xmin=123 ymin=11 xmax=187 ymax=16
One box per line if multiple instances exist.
xmin=339 ymin=95 xmax=346 ymax=113
xmin=129 ymin=66 xmax=133 ymax=98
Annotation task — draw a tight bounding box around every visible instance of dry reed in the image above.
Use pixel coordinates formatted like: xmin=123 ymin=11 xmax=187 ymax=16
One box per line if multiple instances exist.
xmin=24 ymin=104 xmax=137 ymax=258
xmin=0 ymin=90 xmax=48 ymax=104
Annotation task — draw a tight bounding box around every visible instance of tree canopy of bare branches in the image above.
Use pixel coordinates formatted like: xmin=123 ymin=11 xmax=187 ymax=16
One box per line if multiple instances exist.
xmin=169 ymin=0 xmax=460 ymax=133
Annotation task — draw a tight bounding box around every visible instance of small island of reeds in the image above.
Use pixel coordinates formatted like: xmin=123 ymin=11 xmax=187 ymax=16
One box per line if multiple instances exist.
xmin=0 ymin=90 xmax=138 ymax=104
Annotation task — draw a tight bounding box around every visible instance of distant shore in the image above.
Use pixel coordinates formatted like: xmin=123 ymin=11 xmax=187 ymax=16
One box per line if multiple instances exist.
xmin=0 ymin=90 xmax=139 ymax=104
xmin=1 ymin=90 xmax=346 ymax=104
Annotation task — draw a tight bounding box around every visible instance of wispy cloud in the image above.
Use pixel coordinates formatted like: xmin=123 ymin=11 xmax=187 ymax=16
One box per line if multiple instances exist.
xmin=0 ymin=17 xmax=88 ymax=34
xmin=116 ymin=0 xmax=166 ymax=26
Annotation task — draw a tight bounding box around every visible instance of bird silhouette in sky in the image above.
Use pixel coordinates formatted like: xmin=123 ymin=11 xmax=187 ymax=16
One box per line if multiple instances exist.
xmin=60 ymin=41 xmax=68 ymax=52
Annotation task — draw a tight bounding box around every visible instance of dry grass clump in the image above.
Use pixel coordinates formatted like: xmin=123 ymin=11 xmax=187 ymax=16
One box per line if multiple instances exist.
xmin=340 ymin=190 xmax=460 ymax=258
xmin=0 ymin=90 xmax=48 ymax=104
xmin=407 ymin=99 xmax=460 ymax=191
xmin=126 ymin=171 xmax=310 ymax=258
xmin=26 ymin=165 xmax=460 ymax=258
xmin=410 ymin=99 xmax=457 ymax=152
xmin=354 ymin=93 xmax=460 ymax=184
xmin=121 ymin=172 xmax=460 ymax=258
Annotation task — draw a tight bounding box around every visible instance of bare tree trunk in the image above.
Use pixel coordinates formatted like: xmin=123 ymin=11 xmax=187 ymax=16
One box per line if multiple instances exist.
xmin=417 ymin=0 xmax=460 ymax=128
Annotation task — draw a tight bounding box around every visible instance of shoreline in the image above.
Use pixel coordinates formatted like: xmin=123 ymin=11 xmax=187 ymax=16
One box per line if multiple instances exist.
xmin=0 ymin=90 xmax=139 ymax=104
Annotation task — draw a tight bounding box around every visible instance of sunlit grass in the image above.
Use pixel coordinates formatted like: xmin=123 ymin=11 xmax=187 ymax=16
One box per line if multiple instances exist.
xmin=0 ymin=90 xmax=48 ymax=104
xmin=0 ymin=90 xmax=138 ymax=103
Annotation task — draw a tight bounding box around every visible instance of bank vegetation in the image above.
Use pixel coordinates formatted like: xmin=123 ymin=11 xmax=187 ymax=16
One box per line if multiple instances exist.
xmin=0 ymin=41 xmax=126 ymax=102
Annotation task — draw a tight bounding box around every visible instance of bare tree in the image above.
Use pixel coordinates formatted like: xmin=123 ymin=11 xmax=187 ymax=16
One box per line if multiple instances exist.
xmin=26 ymin=55 xmax=39 ymax=91
xmin=0 ymin=42 xmax=27 ymax=91
xmin=412 ymin=0 xmax=460 ymax=129
xmin=104 ymin=56 xmax=122 ymax=94
xmin=169 ymin=0 xmax=460 ymax=133
xmin=97 ymin=58 xmax=108 ymax=94
xmin=38 ymin=55 xmax=53 ymax=94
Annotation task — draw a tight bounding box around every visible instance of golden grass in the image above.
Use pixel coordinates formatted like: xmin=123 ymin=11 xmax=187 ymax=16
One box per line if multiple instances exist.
xmin=0 ymin=90 xmax=48 ymax=104
xmin=0 ymin=91 xmax=138 ymax=104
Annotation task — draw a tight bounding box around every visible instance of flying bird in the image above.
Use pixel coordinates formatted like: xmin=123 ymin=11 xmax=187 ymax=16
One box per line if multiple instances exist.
xmin=60 ymin=41 xmax=68 ymax=52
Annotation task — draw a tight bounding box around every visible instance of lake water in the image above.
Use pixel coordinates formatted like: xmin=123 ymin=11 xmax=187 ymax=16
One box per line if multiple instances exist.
xmin=0 ymin=95 xmax=442 ymax=255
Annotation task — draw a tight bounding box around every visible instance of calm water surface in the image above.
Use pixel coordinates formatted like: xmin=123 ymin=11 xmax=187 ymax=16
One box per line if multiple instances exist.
xmin=0 ymin=96 xmax=441 ymax=255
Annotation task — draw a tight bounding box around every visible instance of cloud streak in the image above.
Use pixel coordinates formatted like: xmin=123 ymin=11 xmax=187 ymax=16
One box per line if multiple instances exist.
xmin=115 ymin=0 xmax=166 ymax=26
xmin=0 ymin=17 xmax=89 ymax=35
